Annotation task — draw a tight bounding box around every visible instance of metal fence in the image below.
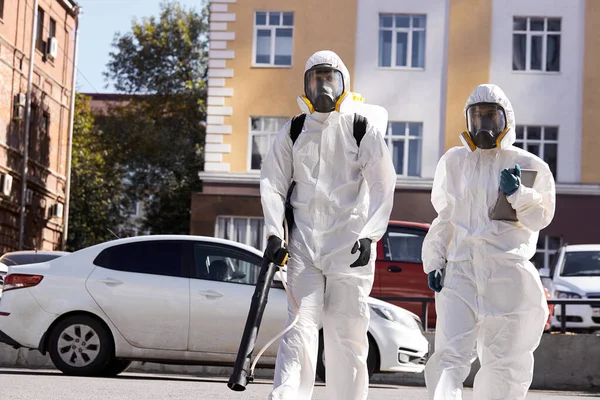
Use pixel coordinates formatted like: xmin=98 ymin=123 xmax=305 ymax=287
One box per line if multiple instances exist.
xmin=377 ymin=296 xmax=600 ymax=334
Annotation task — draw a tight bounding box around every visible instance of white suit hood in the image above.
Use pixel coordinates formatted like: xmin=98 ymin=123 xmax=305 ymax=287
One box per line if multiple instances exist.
xmin=297 ymin=50 xmax=354 ymax=115
xmin=459 ymin=84 xmax=516 ymax=151
xmin=305 ymin=50 xmax=351 ymax=91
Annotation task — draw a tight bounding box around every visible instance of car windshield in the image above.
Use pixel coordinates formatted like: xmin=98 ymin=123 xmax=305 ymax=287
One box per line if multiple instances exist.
xmin=560 ymin=251 xmax=600 ymax=277
xmin=0 ymin=253 xmax=64 ymax=266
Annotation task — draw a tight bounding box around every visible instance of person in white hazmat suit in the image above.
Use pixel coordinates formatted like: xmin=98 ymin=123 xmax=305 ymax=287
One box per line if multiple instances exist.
xmin=260 ymin=50 xmax=396 ymax=400
xmin=422 ymin=83 xmax=555 ymax=400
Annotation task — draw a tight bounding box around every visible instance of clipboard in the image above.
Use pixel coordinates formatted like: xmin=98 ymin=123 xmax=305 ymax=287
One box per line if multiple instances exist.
xmin=491 ymin=168 xmax=538 ymax=221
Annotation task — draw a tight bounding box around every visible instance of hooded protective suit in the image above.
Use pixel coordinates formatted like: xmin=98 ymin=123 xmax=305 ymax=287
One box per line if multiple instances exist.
xmin=422 ymin=84 xmax=555 ymax=400
xmin=260 ymin=50 xmax=396 ymax=400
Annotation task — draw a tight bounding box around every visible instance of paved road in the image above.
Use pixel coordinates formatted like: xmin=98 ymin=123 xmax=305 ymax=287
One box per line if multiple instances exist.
xmin=0 ymin=369 xmax=598 ymax=399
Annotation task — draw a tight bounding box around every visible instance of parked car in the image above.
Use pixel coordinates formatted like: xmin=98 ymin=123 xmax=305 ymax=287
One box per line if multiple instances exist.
xmin=371 ymin=221 xmax=436 ymax=328
xmin=0 ymin=235 xmax=428 ymax=378
xmin=0 ymin=263 xmax=6 ymax=287
xmin=0 ymin=251 xmax=69 ymax=293
xmin=543 ymin=286 xmax=554 ymax=332
xmin=373 ymin=221 xmax=555 ymax=331
xmin=539 ymin=244 xmax=600 ymax=333
xmin=0 ymin=250 xmax=71 ymax=267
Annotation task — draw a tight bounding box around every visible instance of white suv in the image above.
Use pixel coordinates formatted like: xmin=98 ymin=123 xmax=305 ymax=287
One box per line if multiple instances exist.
xmin=539 ymin=244 xmax=600 ymax=332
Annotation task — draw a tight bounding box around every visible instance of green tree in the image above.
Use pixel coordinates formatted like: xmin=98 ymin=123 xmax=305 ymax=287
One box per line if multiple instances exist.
xmin=66 ymin=94 xmax=128 ymax=251
xmin=103 ymin=0 xmax=208 ymax=234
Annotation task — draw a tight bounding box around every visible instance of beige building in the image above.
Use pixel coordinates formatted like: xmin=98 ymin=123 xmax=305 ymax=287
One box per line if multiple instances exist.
xmin=0 ymin=0 xmax=79 ymax=253
xmin=193 ymin=0 xmax=600 ymax=270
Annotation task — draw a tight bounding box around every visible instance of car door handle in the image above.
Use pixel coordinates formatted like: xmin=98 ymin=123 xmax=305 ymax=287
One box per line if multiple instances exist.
xmin=387 ymin=266 xmax=402 ymax=273
xmin=198 ymin=290 xmax=223 ymax=299
xmin=99 ymin=278 xmax=123 ymax=285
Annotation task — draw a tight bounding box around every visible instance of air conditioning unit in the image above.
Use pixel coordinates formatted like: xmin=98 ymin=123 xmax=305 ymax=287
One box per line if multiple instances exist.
xmin=25 ymin=189 xmax=33 ymax=205
xmin=49 ymin=202 xmax=64 ymax=218
xmin=13 ymin=93 xmax=26 ymax=120
xmin=1 ymin=174 xmax=13 ymax=197
xmin=15 ymin=93 xmax=26 ymax=107
xmin=46 ymin=37 xmax=58 ymax=60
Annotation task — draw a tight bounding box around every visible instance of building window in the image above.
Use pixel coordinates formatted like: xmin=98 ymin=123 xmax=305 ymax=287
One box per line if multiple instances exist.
xmin=49 ymin=18 xmax=56 ymax=38
xmin=513 ymin=17 xmax=561 ymax=72
xmin=378 ymin=14 xmax=426 ymax=69
xmin=253 ymin=12 xmax=294 ymax=67
xmin=28 ymin=104 xmax=39 ymax=158
xmin=40 ymin=112 xmax=49 ymax=161
xmin=531 ymin=235 xmax=562 ymax=270
xmin=249 ymin=116 xmax=288 ymax=171
xmin=514 ymin=126 xmax=558 ymax=177
xmin=385 ymin=122 xmax=422 ymax=177
xmin=0 ymin=0 xmax=5 ymax=20
xmin=215 ymin=216 xmax=266 ymax=251
xmin=36 ymin=7 xmax=45 ymax=53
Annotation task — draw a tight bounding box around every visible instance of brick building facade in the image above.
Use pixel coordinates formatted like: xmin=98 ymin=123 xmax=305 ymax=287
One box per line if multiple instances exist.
xmin=0 ymin=0 xmax=79 ymax=252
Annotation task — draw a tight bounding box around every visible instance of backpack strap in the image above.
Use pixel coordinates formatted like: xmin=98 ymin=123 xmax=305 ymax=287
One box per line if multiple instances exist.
xmin=289 ymin=113 xmax=307 ymax=145
xmin=353 ymin=113 xmax=368 ymax=147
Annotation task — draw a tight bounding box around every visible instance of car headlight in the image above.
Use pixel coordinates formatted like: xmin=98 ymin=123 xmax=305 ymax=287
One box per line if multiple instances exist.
xmin=370 ymin=305 xmax=420 ymax=330
xmin=555 ymin=290 xmax=581 ymax=299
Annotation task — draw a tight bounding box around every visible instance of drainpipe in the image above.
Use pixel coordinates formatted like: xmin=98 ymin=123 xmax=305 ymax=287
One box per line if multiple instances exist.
xmin=61 ymin=6 xmax=81 ymax=250
xmin=18 ymin=0 xmax=39 ymax=250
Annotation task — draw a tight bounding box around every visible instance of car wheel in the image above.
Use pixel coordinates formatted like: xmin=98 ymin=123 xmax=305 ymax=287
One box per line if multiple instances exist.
xmin=101 ymin=359 xmax=132 ymax=377
xmin=316 ymin=331 xmax=378 ymax=383
xmin=48 ymin=315 xmax=114 ymax=376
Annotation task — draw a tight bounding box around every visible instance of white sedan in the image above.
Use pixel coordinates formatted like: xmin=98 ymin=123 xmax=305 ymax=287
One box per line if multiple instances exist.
xmin=0 ymin=235 xmax=428 ymax=378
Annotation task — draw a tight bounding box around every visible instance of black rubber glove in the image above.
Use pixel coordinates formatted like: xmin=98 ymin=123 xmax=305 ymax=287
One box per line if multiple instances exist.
xmin=265 ymin=235 xmax=289 ymax=266
xmin=350 ymin=238 xmax=372 ymax=268
xmin=427 ymin=270 xmax=443 ymax=293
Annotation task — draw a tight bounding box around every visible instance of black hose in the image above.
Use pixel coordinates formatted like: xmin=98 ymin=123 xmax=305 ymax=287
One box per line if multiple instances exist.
xmin=227 ymin=257 xmax=278 ymax=391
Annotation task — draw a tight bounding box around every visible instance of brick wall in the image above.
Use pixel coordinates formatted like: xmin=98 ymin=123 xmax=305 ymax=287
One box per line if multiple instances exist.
xmin=0 ymin=0 xmax=77 ymax=252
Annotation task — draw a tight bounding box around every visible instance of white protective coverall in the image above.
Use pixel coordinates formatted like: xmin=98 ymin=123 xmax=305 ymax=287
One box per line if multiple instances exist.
xmin=260 ymin=50 xmax=397 ymax=400
xmin=422 ymin=84 xmax=555 ymax=400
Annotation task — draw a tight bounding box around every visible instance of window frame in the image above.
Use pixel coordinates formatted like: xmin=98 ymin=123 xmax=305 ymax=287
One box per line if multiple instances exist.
xmin=192 ymin=242 xmax=264 ymax=286
xmin=514 ymin=125 xmax=558 ymax=176
xmin=380 ymin=226 xmax=427 ymax=264
xmin=533 ymin=235 xmax=562 ymax=270
xmin=378 ymin=13 xmax=427 ymax=70
xmin=215 ymin=215 xmax=267 ymax=251
xmin=247 ymin=116 xmax=289 ymax=172
xmin=512 ymin=16 xmax=561 ymax=73
xmin=40 ymin=111 xmax=50 ymax=161
xmin=252 ymin=11 xmax=295 ymax=68
xmin=49 ymin=17 xmax=56 ymax=39
xmin=385 ymin=121 xmax=423 ymax=177
xmin=36 ymin=7 xmax=45 ymax=53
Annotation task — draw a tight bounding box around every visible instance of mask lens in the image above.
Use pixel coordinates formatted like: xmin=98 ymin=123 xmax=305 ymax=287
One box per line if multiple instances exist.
xmin=304 ymin=67 xmax=344 ymax=105
xmin=467 ymin=104 xmax=507 ymax=136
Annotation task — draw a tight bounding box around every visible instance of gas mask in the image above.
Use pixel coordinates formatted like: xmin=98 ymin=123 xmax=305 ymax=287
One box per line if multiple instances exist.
xmin=465 ymin=103 xmax=508 ymax=150
xmin=303 ymin=64 xmax=345 ymax=113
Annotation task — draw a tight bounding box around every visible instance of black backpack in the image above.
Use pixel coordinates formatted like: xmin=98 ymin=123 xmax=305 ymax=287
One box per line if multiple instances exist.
xmin=284 ymin=113 xmax=368 ymax=231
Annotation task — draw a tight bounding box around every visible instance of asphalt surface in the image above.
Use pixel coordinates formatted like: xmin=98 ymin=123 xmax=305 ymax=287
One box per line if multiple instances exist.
xmin=0 ymin=369 xmax=598 ymax=399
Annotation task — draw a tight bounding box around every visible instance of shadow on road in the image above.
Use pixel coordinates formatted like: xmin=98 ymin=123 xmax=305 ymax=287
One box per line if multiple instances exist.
xmin=0 ymin=368 xmax=399 ymax=390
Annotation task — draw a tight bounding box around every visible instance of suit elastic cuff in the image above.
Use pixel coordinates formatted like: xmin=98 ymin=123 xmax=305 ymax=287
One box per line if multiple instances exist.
xmin=506 ymin=184 xmax=525 ymax=204
xmin=424 ymin=259 xmax=445 ymax=275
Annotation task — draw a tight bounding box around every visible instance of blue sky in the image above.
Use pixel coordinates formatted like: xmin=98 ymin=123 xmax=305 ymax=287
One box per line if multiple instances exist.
xmin=76 ymin=0 xmax=204 ymax=94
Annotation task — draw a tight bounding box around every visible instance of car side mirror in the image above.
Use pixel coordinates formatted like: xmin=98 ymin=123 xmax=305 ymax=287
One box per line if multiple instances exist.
xmin=538 ymin=267 xmax=551 ymax=279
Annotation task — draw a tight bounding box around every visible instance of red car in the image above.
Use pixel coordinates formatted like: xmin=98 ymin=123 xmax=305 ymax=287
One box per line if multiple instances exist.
xmin=371 ymin=221 xmax=436 ymax=328
xmin=372 ymin=220 xmax=554 ymax=331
